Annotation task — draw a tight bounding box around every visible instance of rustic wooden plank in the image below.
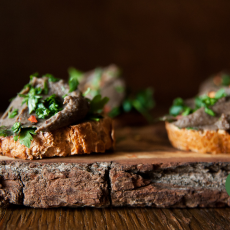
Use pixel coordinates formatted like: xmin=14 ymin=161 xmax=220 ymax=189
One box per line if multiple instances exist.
xmin=171 ymin=209 xmax=201 ymax=230
xmin=0 ymin=207 xmax=229 ymax=230
xmin=188 ymin=209 xmax=217 ymax=230
xmin=202 ymin=209 xmax=230 ymax=230
xmin=142 ymin=208 xmax=169 ymax=229
xmin=214 ymin=208 xmax=230 ymax=226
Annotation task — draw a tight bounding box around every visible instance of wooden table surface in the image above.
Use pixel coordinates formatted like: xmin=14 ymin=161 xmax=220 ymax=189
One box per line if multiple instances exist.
xmin=0 ymin=206 xmax=230 ymax=230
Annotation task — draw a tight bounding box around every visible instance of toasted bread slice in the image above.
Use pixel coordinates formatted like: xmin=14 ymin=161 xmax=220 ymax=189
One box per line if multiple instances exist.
xmin=0 ymin=117 xmax=114 ymax=160
xmin=165 ymin=122 xmax=230 ymax=154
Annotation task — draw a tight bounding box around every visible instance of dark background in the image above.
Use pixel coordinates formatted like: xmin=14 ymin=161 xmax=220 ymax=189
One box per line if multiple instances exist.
xmin=1 ymin=0 xmax=230 ymax=111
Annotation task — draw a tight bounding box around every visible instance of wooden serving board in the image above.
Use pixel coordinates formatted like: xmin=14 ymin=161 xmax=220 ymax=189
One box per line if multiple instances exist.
xmin=0 ymin=123 xmax=230 ymax=208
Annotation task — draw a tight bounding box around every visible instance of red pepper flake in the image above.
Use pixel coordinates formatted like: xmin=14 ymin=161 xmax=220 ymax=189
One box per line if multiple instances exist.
xmin=28 ymin=115 xmax=38 ymax=123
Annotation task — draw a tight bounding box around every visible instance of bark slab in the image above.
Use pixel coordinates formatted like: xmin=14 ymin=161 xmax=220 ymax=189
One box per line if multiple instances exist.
xmin=0 ymin=160 xmax=230 ymax=208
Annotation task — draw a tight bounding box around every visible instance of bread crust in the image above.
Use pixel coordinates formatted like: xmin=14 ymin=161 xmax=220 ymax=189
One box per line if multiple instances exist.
xmin=165 ymin=122 xmax=230 ymax=154
xmin=0 ymin=117 xmax=114 ymax=160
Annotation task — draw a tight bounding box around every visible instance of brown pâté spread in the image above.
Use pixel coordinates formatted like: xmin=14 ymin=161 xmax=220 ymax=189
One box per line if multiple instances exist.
xmin=167 ymin=89 xmax=230 ymax=131
xmin=0 ymin=77 xmax=89 ymax=132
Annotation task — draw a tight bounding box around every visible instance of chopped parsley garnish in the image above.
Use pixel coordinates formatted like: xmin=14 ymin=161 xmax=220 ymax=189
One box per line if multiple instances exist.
xmin=9 ymin=97 xmax=16 ymax=102
xmin=36 ymin=103 xmax=50 ymax=119
xmin=169 ymin=98 xmax=190 ymax=116
xmin=86 ymin=114 xmax=103 ymax=122
xmin=108 ymin=107 xmax=121 ymax=118
xmin=30 ymin=72 xmax=39 ymax=80
xmin=118 ymin=88 xmax=155 ymax=122
xmin=36 ymin=94 xmax=62 ymax=119
xmin=186 ymin=127 xmax=198 ymax=130
xmin=84 ymin=94 xmax=109 ymax=121
xmin=43 ymin=73 xmax=60 ymax=82
xmin=214 ymin=88 xmax=226 ymax=99
xmin=89 ymin=94 xmax=109 ymax=114
xmin=19 ymin=128 xmax=36 ymax=148
xmin=68 ymin=67 xmax=83 ymax=92
xmin=43 ymin=80 xmax=49 ymax=94
xmin=19 ymin=87 xmax=43 ymax=114
xmin=19 ymin=80 xmax=62 ymax=118
xmin=23 ymin=83 xmax=31 ymax=90
xmin=0 ymin=122 xmax=36 ymax=148
xmin=11 ymin=122 xmax=21 ymax=134
xmin=46 ymin=94 xmax=62 ymax=114
xmin=169 ymin=88 xmax=227 ymax=117
xmin=107 ymin=88 xmax=155 ymax=122
xmin=83 ymin=87 xmax=91 ymax=97
xmin=222 ymin=74 xmax=230 ymax=86
xmin=11 ymin=122 xmax=22 ymax=141
xmin=8 ymin=109 xmax=18 ymax=118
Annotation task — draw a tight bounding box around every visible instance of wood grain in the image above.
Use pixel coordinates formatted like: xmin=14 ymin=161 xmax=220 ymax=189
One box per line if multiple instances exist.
xmin=0 ymin=207 xmax=230 ymax=230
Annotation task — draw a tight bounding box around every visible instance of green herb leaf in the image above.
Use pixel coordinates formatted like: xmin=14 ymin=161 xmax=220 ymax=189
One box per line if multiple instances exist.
xmin=222 ymin=74 xmax=230 ymax=86
xmin=83 ymin=87 xmax=91 ymax=97
xmin=169 ymin=105 xmax=183 ymax=116
xmin=186 ymin=127 xmax=198 ymax=130
xmin=19 ymin=87 xmax=43 ymax=114
xmin=215 ymin=88 xmax=226 ymax=99
xmin=172 ymin=97 xmax=184 ymax=106
xmin=34 ymin=94 xmax=62 ymax=119
xmin=68 ymin=67 xmax=83 ymax=92
xmin=118 ymin=88 xmax=155 ymax=122
xmin=182 ymin=107 xmax=192 ymax=116
xmin=36 ymin=103 xmax=50 ymax=119
xmin=92 ymin=68 xmax=102 ymax=88
xmin=86 ymin=114 xmax=103 ymax=122
xmin=30 ymin=72 xmax=39 ymax=80
xmin=23 ymin=83 xmax=31 ymax=90
xmin=43 ymin=80 xmax=49 ymax=94
xmin=204 ymin=107 xmax=215 ymax=116
xmin=8 ymin=109 xmax=18 ymax=118
xmin=109 ymin=107 xmax=121 ymax=118
xmin=13 ymin=135 xmax=19 ymax=141
xmin=46 ymin=94 xmax=62 ymax=114
xmin=12 ymin=122 xmax=21 ymax=134
xmin=169 ymin=97 xmax=193 ymax=117
xmin=28 ymin=96 xmax=39 ymax=114
xmin=9 ymin=97 xmax=16 ymax=102
xmin=132 ymin=99 xmax=153 ymax=122
xmin=62 ymin=94 xmax=68 ymax=98
xmin=89 ymin=95 xmax=109 ymax=114
xmin=19 ymin=128 xmax=36 ymax=148
xmin=44 ymin=73 xmax=60 ymax=82
xmin=122 ymin=99 xmax=133 ymax=112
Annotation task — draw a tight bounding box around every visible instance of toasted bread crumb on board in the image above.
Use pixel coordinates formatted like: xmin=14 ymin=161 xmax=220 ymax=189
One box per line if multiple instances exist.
xmin=0 ymin=117 xmax=114 ymax=160
xmin=165 ymin=122 xmax=230 ymax=154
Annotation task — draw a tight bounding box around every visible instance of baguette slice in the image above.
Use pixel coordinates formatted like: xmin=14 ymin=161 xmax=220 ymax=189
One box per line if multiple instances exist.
xmin=165 ymin=122 xmax=230 ymax=154
xmin=0 ymin=117 xmax=114 ymax=160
